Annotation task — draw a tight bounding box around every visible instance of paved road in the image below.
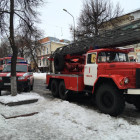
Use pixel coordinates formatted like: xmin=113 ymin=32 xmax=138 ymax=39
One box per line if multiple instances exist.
xmin=33 ymin=76 xmax=54 ymax=101
xmin=33 ymin=76 xmax=140 ymax=125
xmin=33 ymin=77 xmax=50 ymax=94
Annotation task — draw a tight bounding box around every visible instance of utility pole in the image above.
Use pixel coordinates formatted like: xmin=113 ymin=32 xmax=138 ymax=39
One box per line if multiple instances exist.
xmin=63 ymin=9 xmax=76 ymax=42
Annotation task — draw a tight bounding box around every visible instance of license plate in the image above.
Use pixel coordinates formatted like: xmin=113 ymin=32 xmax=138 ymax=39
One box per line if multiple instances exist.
xmin=4 ymin=83 xmax=11 ymax=86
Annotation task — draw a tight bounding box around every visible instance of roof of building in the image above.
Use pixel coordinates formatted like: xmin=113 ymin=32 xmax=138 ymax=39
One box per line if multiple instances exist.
xmin=110 ymin=9 xmax=140 ymax=21
xmin=39 ymin=37 xmax=59 ymax=43
xmin=39 ymin=36 xmax=70 ymax=44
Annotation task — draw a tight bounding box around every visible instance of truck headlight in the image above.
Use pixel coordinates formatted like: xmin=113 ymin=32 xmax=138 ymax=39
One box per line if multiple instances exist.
xmin=18 ymin=76 xmax=25 ymax=80
xmin=124 ymin=77 xmax=129 ymax=84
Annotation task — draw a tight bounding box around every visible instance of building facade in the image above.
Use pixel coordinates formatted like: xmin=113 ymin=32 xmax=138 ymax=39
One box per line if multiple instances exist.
xmin=101 ymin=9 xmax=140 ymax=30
xmin=101 ymin=9 xmax=140 ymax=62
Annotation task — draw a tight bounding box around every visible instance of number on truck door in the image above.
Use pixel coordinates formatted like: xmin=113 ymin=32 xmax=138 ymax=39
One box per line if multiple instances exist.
xmin=84 ymin=52 xmax=98 ymax=86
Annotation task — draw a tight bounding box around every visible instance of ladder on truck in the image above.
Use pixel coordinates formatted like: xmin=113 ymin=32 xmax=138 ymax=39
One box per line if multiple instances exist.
xmin=52 ymin=19 xmax=140 ymax=57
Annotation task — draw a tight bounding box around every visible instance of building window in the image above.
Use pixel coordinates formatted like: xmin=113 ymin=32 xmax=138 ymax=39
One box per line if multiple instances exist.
xmin=43 ymin=47 xmax=45 ymax=55
xmin=43 ymin=58 xmax=45 ymax=66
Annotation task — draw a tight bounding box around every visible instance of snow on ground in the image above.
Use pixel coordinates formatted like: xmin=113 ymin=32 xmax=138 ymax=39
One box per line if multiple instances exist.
xmin=33 ymin=73 xmax=46 ymax=79
xmin=0 ymin=92 xmax=140 ymax=140
xmin=0 ymin=73 xmax=140 ymax=140
xmin=0 ymin=93 xmax=43 ymax=118
xmin=0 ymin=92 xmax=40 ymax=104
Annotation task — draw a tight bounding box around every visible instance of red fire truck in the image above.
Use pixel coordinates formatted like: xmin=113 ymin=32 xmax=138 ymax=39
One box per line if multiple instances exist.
xmin=46 ymin=20 xmax=140 ymax=116
xmin=0 ymin=62 xmax=34 ymax=95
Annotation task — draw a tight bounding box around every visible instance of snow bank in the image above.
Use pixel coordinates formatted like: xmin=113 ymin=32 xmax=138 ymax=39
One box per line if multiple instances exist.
xmin=0 ymin=93 xmax=140 ymax=140
xmin=0 ymin=92 xmax=40 ymax=104
xmin=33 ymin=73 xmax=47 ymax=79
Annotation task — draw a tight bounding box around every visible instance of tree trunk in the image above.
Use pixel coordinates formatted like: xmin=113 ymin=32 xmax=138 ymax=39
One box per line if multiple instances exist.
xmin=28 ymin=45 xmax=40 ymax=71
xmin=10 ymin=0 xmax=18 ymax=96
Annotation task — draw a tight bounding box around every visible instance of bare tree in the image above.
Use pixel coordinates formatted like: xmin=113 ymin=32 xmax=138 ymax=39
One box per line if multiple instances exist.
xmin=18 ymin=30 xmax=42 ymax=71
xmin=0 ymin=0 xmax=43 ymax=96
xmin=15 ymin=29 xmax=42 ymax=72
xmin=0 ymin=40 xmax=11 ymax=57
xmin=74 ymin=0 xmax=123 ymax=40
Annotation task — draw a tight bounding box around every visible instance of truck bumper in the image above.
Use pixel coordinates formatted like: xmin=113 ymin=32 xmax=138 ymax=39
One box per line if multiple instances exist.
xmin=127 ymin=89 xmax=140 ymax=95
xmin=0 ymin=81 xmax=28 ymax=92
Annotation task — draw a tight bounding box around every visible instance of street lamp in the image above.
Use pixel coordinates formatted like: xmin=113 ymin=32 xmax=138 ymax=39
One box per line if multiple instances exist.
xmin=63 ymin=9 xmax=75 ymax=42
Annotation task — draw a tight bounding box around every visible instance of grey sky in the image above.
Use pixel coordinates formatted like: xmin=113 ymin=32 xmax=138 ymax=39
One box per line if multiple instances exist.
xmin=39 ymin=0 xmax=140 ymax=40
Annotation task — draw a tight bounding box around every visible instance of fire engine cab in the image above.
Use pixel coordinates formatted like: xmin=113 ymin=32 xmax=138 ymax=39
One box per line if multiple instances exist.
xmin=46 ymin=48 xmax=140 ymax=116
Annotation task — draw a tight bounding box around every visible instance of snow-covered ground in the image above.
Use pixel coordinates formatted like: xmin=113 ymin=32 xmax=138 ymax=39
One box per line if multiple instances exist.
xmin=0 ymin=73 xmax=140 ymax=140
xmin=33 ymin=73 xmax=47 ymax=79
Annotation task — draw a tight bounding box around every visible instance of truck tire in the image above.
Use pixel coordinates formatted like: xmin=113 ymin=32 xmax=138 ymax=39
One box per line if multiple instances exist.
xmin=96 ymin=84 xmax=125 ymax=116
xmin=31 ymin=80 xmax=34 ymax=91
xmin=59 ymin=81 xmax=68 ymax=100
xmin=54 ymin=54 xmax=65 ymax=71
xmin=18 ymin=85 xmax=24 ymax=93
xmin=51 ymin=80 xmax=59 ymax=97
xmin=24 ymin=83 xmax=31 ymax=92
xmin=134 ymin=98 xmax=140 ymax=110
xmin=31 ymin=84 xmax=33 ymax=91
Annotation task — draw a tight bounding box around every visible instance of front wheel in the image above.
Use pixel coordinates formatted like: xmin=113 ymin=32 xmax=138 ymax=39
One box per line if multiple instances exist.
xmin=31 ymin=84 xmax=33 ymax=91
xmin=31 ymin=80 xmax=34 ymax=91
xmin=96 ymin=84 xmax=125 ymax=116
xmin=24 ymin=84 xmax=31 ymax=92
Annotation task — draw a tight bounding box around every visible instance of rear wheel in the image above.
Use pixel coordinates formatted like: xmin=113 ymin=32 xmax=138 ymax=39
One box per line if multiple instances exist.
xmin=51 ymin=80 xmax=59 ymax=97
xmin=96 ymin=84 xmax=125 ymax=116
xmin=59 ymin=81 xmax=68 ymax=100
xmin=134 ymin=98 xmax=140 ymax=110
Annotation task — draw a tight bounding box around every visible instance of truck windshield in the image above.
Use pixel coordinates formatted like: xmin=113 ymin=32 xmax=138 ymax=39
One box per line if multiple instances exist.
xmin=98 ymin=52 xmax=129 ymax=63
xmin=3 ymin=65 xmax=27 ymax=72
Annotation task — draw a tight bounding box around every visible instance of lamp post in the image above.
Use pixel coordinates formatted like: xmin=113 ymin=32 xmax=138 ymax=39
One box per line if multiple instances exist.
xmin=63 ymin=9 xmax=75 ymax=42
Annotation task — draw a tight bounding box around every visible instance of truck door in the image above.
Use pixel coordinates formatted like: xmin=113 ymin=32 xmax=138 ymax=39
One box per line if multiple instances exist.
xmin=84 ymin=52 xmax=97 ymax=86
